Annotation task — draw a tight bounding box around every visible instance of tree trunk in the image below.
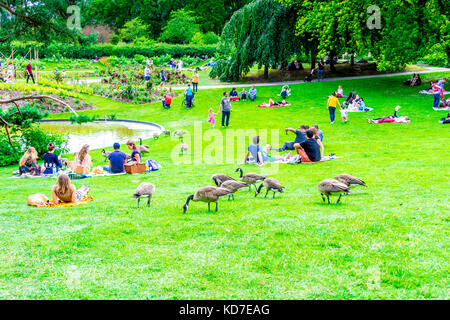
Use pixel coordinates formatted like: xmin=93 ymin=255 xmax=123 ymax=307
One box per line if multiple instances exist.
xmin=350 ymin=53 xmax=355 ymax=66
xmin=0 ymin=116 xmax=14 ymax=149
xmin=310 ymin=49 xmax=316 ymax=70
xmin=264 ymin=65 xmax=269 ymax=79
xmin=329 ymin=50 xmax=336 ymax=73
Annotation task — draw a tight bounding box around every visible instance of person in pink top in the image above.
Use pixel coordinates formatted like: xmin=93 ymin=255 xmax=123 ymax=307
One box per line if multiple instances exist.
xmin=208 ymin=108 xmax=217 ymax=129
xmin=431 ymin=80 xmax=443 ymax=109
xmin=26 ymin=61 xmax=35 ymax=84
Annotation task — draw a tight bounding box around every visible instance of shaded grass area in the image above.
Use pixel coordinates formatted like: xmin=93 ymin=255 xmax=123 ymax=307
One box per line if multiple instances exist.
xmin=0 ymin=72 xmax=449 ymax=299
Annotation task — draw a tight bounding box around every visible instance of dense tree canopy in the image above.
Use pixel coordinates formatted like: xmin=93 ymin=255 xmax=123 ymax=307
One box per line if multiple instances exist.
xmin=212 ymin=0 xmax=301 ymax=81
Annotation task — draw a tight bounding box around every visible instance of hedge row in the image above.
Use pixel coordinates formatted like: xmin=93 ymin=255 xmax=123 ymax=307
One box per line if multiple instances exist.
xmin=0 ymin=43 xmax=217 ymax=59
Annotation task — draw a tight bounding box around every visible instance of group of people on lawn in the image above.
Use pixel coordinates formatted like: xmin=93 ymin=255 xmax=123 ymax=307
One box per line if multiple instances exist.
xmin=244 ymin=125 xmax=324 ymax=165
xmin=18 ymin=140 xmax=142 ymax=177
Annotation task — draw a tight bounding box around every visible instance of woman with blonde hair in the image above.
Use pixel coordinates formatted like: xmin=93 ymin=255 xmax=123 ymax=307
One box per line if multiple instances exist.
xmin=71 ymin=144 xmax=92 ymax=174
xmin=126 ymin=140 xmax=141 ymax=163
xmin=51 ymin=173 xmax=90 ymax=204
xmin=19 ymin=147 xmax=43 ymax=175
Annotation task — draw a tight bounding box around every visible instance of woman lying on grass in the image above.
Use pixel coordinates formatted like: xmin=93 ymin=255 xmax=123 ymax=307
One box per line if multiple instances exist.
xmin=258 ymin=99 xmax=289 ymax=107
xmin=51 ymin=173 xmax=90 ymax=204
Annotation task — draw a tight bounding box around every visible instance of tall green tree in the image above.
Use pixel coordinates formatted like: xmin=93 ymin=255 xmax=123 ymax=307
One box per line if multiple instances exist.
xmin=158 ymin=9 xmax=200 ymax=44
xmin=213 ymin=0 xmax=301 ymax=81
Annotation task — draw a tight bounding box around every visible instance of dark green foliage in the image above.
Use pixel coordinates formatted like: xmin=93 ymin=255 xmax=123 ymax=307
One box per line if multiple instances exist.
xmin=0 ymin=43 xmax=217 ymax=59
xmin=1 ymin=105 xmax=49 ymax=130
xmin=0 ymin=134 xmax=21 ymax=167
xmin=158 ymin=9 xmax=200 ymax=44
xmin=69 ymin=114 xmax=98 ymax=124
xmin=20 ymin=127 xmax=68 ymax=157
xmin=212 ymin=0 xmax=301 ymax=81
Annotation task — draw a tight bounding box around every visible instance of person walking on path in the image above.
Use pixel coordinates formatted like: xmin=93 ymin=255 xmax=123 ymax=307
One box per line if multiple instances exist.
xmin=26 ymin=61 xmax=35 ymax=84
xmin=218 ymin=91 xmax=232 ymax=128
xmin=192 ymin=71 xmax=199 ymax=92
xmin=317 ymin=59 xmax=325 ymax=82
xmin=185 ymin=84 xmax=194 ymax=108
xmin=327 ymin=92 xmax=341 ymax=124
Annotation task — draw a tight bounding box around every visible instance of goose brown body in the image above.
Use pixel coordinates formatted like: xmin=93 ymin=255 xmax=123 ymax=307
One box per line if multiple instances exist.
xmin=335 ymin=174 xmax=367 ymax=187
xmin=183 ymin=186 xmax=232 ymax=213
xmin=220 ymin=180 xmax=250 ymax=200
xmin=211 ymin=174 xmax=235 ymax=186
xmin=133 ymin=182 xmax=155 ymax=207
xmin=257 ymin=178 xmax=285 ymax=198
xmin=318 ymin=179 xmax=351 ymax=204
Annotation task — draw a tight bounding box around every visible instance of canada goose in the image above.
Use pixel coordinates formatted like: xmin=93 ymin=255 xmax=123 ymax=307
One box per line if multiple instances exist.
xmin=174 ymin=130 xmax=186 ymax=140
xmin=335 ymin=174 xmax=367 ymax=187
xmin=211 ymin=174 xmax=235 ymax=186
xmin=138 ymin=138 xmax=150 ymax=153
xmin=60 ymin=158 xmax=69 ymax=168
xmin=183 ymin=186 xmax=232 ymax=213
xmin=235 ymin=168 xmax=265 ymax=193
xmin=152 ymin=132 xmax=160 ymax=140
xmin=163 ymin=130 xmax=171 ymax=136
xmin=101 ymin=149 xmax=111 ymax=162
xmin=256 ymin=178 xmax=285 ymax=198
xmin=133 ymin=182 xmax=155 ymax=208
xmin=215 ymin=179 xmax=249 ymax=200
xmin=180 ymin=140 xmax=188 ymax=155
xmin=318 ymin=179 xmax=351 ymax=204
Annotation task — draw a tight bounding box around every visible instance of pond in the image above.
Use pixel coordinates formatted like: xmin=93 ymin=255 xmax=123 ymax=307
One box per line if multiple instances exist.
xmin=40 ymin=120 xmax=163 ymax=153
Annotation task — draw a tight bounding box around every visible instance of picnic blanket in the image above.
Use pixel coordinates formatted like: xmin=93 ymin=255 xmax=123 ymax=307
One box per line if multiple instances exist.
xmin=347 ymin=107 xmax=374 ymax=113
xmin=283 ymin=155 xmax=343 ymax=164
xmin=420 ymin=90 xmax=450 ymax=95
xmin=433 ymin=106 xmax=450 ymax=111
xmin=10 ymin=171 xmax=127 ymax=179
xmin=30 ymin=196 xmax=94 ymax=208
xmin=258 ymin=103 xmax=291 ymax=108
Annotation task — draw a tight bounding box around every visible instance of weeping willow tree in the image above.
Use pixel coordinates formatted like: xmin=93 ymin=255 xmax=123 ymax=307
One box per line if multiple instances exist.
xmin=211 ymin=0 xmax=301 ymax=81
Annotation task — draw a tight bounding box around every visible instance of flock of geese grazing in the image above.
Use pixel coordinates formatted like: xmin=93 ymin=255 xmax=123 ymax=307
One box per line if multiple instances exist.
xmin=131 ymin=168 xmax=367 ymax=212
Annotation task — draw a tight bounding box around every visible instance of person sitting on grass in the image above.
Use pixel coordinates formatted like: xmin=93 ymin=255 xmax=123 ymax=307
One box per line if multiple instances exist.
xmin=249 ymin=85 xmax=257 ymax=101
xmin=19 ymin=147 xmax=43 ymax=176
xmin=311 ymin=127 xmax=324 ymax=159
xmin=312 ymin=124 xmax=324 ymax=141
xmin=440 ymin=113 xmax=450 ymax=124
xmin=71 ymin=144 xmax=92 ymax=174
xmin=244 ymin=136 xmax=289 ymax=165
xmin=280 ymin=86 xmax=291 ymax=99
xmin=293 ymin=129 xmax=322 ymax=163
xmin=51 ymin=173 xmax=90 ymax=204
xmin=42 ymin=143 xmax=62 ymax=175
xmin=343 ymin=91 xmax=356 ymax=107
xmin=163 ymin=94 xmax=172 ymax=109
xmin=336 ymin=85 xmax=344 ymax=97
xmin=229 ymin=88 xmax=239 ymax=101
xmin=239 ymin=88 xmax=248 ymax=101
xmin=271 ymin=125 xmax=308 ymax=152
xmin=410 ymin=74 xmax=422 ymax=86
xmin=104 ymin=143 xmax=127 ymax=173
xmin=127 ymin=140 xmax=141 ymax=163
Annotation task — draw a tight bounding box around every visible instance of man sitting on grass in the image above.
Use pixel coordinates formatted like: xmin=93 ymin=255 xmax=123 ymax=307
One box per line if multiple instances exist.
xmin=104 ymin=143 xmax=127 ymax=173
xmin=272 ymin=125 xmax=308 ymax=152
xmin=249 ymin=86 xmax=257 ymax=101
xmin=294 ymin=129 xmax=322 ymax=163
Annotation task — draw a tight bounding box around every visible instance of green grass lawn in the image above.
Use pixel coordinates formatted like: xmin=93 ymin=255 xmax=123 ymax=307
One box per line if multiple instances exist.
xmin=0 ymin=72 xmax=449 ymax=299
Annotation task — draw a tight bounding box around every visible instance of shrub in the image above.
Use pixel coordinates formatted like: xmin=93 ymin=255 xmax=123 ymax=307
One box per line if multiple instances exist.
xmin=20 ymin=127 xmax=68 ymax=157
xmin=203 ymin=32 xmax=220 ymax=45
xmin=0 ymin=133 xmax=22 ymax=167
xmin=69 ymin=114 xmax=98 ymax=124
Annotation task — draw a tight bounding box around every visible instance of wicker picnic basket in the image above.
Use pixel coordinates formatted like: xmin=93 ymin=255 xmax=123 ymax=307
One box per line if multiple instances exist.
xmin=124 ymin=162 xmax=146 ymax=174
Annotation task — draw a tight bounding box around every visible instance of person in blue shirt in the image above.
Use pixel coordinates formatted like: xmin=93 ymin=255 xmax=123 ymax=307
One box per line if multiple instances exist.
xmin=104 ymin=143 xmax=127 ymax=173
xmin=249 ymin=85 xmax=257 ymax=101
xmin=185 ymin=84 xmax=194 ymax=108
xmin=43 ymin=143 xmax=62 ymax=174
